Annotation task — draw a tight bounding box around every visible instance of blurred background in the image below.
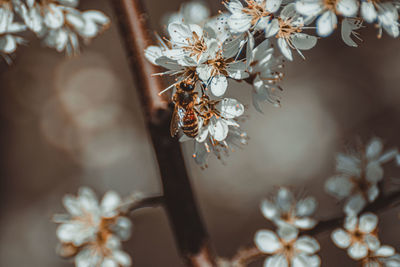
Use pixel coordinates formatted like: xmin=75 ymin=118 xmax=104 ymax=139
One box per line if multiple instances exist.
xmin=0 ymin=0 xmax=399 ymax=266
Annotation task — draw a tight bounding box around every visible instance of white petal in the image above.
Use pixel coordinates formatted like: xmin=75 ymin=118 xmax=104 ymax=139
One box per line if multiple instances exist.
xmin=367 ymin=185 xmax=379 ymax=202
xmin=366 ymin=161 xmax=383 ymax=183
xmin=276 ymin=188 xmax=294 ymax=212
xmin=210 ymin=75 xmax=228 ymax=97
xmin=266 ymin=0 xmax=282 ymax=13
xmin=291 ymin=33 xmax=317 ymax=50
xmin=341 ymin=18 xmax=360 ymax=47
xmin=227 ymin=61 xmax=249 ymax=79
xmin=0 ymin=35 xmax=17 ymax=53
xmin=277 ymin=38 xmax=293 ymax=61
xmin=331 ymin=229 xmax=351 ymax=248
xmin=208 ymin=119 xmax=229 ymax=141
xmin=348 ymin=242 xmax=368 ymax=260
xmin=365 ymin=234 xmax=380 ymax=251
xmin=101 ymin=191 xmax=122 ymax=217
xmin=264 ymin=18 xmax=279 ymax=38
xmin=296 ymin=197 xmax=317 ymax=217
xmin=316 ymin=11 xmax=337 ymax=37
xmin=375 ymin=245 xmax=395 ymax=257
xmin=336 ymin=0 xmax=359 ymax=17
xmin=44 ymin=4 xmax=64 ymax=29
xmin=261 ymin=199 xmax=278 ymax=220
xmin=265 ymin=254 xmax=288 ymax=267
xmin=294 ymin=236 xmax=320 ymax=254
xmin=145 ymin=46 xmax=163 ymax=65
xmin=344 ymin=215 xmax=358 ymax=231
xmin=325 ymin=176 xmax=353 ymax=199
xmin=366 ymin=138 xmax=383 ymax=160
xmin=293 ymin=218 xmax=317 ymax=229
xmin=344 ymin=194 xmax=366 ymax=216
xmin=101 ymin=259 xmax=118 ymax=267
xmin=113 ymin=250 xmax=132 ymax=266
xmin=254 ymin=230 xmax=282 ymax=253
xmin=167 ymin=23 xmax=192 ymax=44
xmin=295 ymin=0 xmax=323 ymax=17
xmin=277 ymin=224 xmax=299 ymax=242
xmin=292 ymin=254 xmax=319 ymax=267
xmin=336 ymin=153 xmax=361 ymax=176
xmin=219 ymin=98 xmax=244 ymax=118
xmin=359 ymin=213 xmax=378 ymax=233
xmin=63 ymin=195 xmax=82 ymax=217
xmin=361 ymin=1 xmax=377 ymax=23
xmin=227 ymin=12 xmax=252 ymax=33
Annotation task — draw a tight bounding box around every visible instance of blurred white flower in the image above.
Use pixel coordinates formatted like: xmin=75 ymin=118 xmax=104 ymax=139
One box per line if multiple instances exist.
xmin=54 ymin=187 xmax=133 ymax=267
xmin=23 ymin=0 xmax=109 ymax=55
xmin=163 ymin=0 xmax=210 ymax=26
xmin=376 ymin=3 xmax=399 ymax=38
xmin=325 ymin=137 xmax=397 ymax=216
xmin=255 ymin=225 xmax=321 ymax=267
xmin=296 ymin=0 xmax=359 ymax=36
xmin=331 ymin=213 xmax=380 ymax=261
xmin=261 ymin=187 xmax=318 ymax=230
xmin=266 ymin=3 xmax=317 ymax=61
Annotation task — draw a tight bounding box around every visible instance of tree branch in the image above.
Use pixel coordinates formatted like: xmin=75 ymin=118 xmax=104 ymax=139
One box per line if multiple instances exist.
xmin=111 ymin=0 xmax=216 ymax=266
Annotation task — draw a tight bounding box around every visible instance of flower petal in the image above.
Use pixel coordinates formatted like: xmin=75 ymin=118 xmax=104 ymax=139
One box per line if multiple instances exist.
xmin=359 ymin=213 xmax=378 ymax=233
xmin=348 ymin=242 xmax=368 ymax=260
xmin=331 ymin=229 xmax=351 ymax=248
xmin=210 ymin=75 xmax=228 ymax=97
xmin=254 ymin=230 xmax=282 ymax=253
xmin=294 ymin=236 xmax=320 ymax=254
xmin=316 ymin=10 xmax=337 ymax=37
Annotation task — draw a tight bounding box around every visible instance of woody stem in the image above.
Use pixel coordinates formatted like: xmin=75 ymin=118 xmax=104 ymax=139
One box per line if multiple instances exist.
xmin=111 ymin=0 xmax=216 ymax=266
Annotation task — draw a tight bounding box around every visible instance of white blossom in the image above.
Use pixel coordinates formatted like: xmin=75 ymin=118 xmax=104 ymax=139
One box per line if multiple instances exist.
xmin=248 ymin=39 xmax=283 ymax=111
xmin=296 ymin=0 xmax=359 ymax=36
xmin=54 ymin=187 xmax=133 ymax=267
xmin=267 ymin=3 xmax=317 ymax=61
xmin=226 ymin=0 xmax=282 ymax=34
xmin=195 ymin=98 xmax=245 ymax=143
xmin=164 ymin=0 xmax=210 ymax=26
xmin=261 ymin=187 xmax=318 ymax=231
xmin=331 ymin=213 xmax=383 ymax=261
xmin=0 ymin=2 xmax=26 ymax=62
xmin=255 ymin=225 xmax=321 ymax=267
xmin=325 ymin=137 xmax=397 ymax=216
xmin=23 ymin=0 xmax=109 ymax=55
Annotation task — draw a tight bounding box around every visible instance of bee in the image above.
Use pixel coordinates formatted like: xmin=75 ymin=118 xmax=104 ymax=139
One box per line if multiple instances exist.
xmin=170 ymin=81 xmax=200 ymax=138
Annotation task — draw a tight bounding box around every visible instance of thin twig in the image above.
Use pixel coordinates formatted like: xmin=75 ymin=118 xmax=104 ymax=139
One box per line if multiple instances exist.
xmin=111 ymin=0 xmax=216 ymax=266
xmin=127 ymin=195 xmax=164 ymax=212
xmin=230 ymin=190 xmax=400 ymax=265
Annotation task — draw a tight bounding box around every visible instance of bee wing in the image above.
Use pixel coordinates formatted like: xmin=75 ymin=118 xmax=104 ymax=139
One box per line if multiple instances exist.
xmin=170 ymin=106 xmax=182 ymax=137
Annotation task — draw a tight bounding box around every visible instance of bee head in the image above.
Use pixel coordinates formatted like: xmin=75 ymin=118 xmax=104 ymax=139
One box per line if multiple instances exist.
xmin=179 ymin=81 xmax=195 ymax=92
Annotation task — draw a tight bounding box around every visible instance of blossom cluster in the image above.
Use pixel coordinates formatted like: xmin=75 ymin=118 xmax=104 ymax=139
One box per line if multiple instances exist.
xmin=325 ymin=138 xmax=400 ymax=266
xmin=54 ymin=187 xmax=134 ymax=267
xmin=0 ymin=0 xmax=109 ymax=63
xmin=145 ymin=0 xmax=400 ymax=167
xmin=254 ymin=188 xmax=322 ymax=266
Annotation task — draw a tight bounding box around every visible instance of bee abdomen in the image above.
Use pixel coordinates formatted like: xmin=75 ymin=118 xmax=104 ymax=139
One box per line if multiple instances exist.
xmin=182 ymin=115 xmax=199 ymax=138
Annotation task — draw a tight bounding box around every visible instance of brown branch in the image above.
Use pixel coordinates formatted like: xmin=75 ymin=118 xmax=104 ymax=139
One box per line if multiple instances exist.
xmin=127 ymin=195 xmax=164 ymax=212
xmin=230 ymin=246 xmax=264 ymax=267
xmin=111 ymin=0 xmax=216 ymax=266
xmin=230 ymin=190 xmax=400 ymax=265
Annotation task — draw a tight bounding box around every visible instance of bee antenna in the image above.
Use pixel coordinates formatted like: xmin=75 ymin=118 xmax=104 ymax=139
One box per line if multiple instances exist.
xmin=158 ymin=84 xmax=175 ymax=96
